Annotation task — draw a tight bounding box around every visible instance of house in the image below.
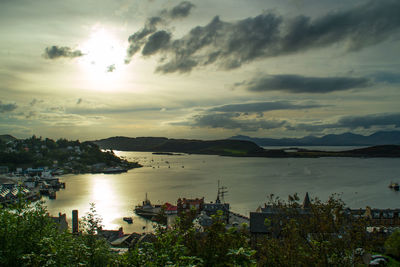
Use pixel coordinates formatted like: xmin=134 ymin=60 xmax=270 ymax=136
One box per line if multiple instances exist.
xmin=363 ymin=207 xmax=400 ymax=227
xmin=164 ymin=202 xmax=178 ymax=215
xmin=98 ymin=227 xmax=125 ymax=243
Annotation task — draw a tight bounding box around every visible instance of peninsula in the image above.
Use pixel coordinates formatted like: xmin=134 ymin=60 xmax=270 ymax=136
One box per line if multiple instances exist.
xmin=0 ymin=135 xmax=141 ymax=174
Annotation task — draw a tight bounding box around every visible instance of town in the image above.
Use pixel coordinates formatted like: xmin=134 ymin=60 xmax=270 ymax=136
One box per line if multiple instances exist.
xmin=1 ymin=135 xmax=400 ymax=265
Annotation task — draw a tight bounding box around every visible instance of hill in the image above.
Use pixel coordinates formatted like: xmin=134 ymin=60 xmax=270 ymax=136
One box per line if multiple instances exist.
xmin=93 ymin=136 xmax=400 ymax=158
xmin=92 ymin=136 xmax=264 ymax=156
xmin=230 ymin=131 xmax=400 ymax=146
xmin=0 ymin=134 xmax=17 ymax=143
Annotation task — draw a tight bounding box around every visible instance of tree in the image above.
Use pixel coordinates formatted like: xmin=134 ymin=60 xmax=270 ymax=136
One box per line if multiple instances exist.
xmin=0 ymin=199 xmax=78 ymax=266
xmin=78 ymin=203 xmax=114 ymax=267
xmin=385 ymin=230 xmax=400 ymax=259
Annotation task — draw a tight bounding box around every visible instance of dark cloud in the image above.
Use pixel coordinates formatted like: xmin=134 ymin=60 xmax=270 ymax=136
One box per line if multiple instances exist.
xmin=167 ymin=1 xmax=195 ymax=19
xmin=371 ymin=71 xmax=400 ymax=84
xmin=245 ymin=74 xmax=370 ymax=93
xmin=142 ymin=31 xmax=171 ymax=56
xmin=171 ymin=100 xmax=325 ymax=131
xmin=125 ymin=1 xmax=195 ymax=62
xmin=0 ymin=101 xmax=17 ymax=113
xmin=288 ymin=112 xmax=400 ymax=132
xmin=210 ymin=101 xmax=323 ymax=112
xmin=126 ymin=17 xmax=160 ymax=61
xmin=155 ymin=58 xmax=198 ymax=73
xmin=138 ymin=0 xmax=400 ymax=73
xmin=337 ymin=113 xmax=400 ymax=129
xmin=43 ymin=46 xmax=84 ymax=59
xmin=184 ymin=112 xmax=287 ymax=131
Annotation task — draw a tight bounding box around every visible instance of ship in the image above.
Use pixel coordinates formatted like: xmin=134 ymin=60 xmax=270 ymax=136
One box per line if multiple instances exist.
xmin=134 ymin=193 xmax=161 ymax=219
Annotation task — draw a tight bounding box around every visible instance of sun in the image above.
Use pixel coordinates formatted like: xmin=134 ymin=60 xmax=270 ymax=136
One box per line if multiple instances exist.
xmin=78 ymin=27 xmax=127 ymax=87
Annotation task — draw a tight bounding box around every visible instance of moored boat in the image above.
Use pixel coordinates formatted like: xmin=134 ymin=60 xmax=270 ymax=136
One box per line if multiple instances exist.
xmin=103 ymin=167 xmax=127 ymax=174
xmin=389 ymin=182 xmax=399 ymax=191
xmin=123 ymin=217 xmax=133 ymax=224
xmin=134 ymin=193 xmax=161 ymax=219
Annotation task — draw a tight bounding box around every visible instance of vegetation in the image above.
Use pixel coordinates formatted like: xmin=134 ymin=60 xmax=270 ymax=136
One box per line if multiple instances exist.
xmin=0 ymin=135 xmax=141 ymax=173
xmin=385 ymin=230 xmax=400 ymax=260
xmin=1 ymin=195 xmax=399 ymax=266
xmin=0 ymin=199 xmax=114 ymax=267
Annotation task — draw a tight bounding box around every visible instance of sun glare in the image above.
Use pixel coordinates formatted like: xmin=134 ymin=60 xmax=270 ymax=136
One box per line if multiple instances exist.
xmin=79 ymin=27 xmax=127 ymax=89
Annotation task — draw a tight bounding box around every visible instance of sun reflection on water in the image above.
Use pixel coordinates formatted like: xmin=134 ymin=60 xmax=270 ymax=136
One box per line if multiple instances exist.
xmin=89 ymin=175 xmax=121 ymax=230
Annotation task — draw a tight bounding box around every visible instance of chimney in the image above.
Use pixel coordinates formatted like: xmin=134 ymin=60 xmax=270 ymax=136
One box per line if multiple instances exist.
xmin=72 ymin=210 xmax=79 ymax=233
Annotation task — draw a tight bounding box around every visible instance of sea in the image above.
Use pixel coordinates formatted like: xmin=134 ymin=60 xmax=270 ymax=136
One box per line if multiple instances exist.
xmin=44 ymin=147 xmax=400 ymax=233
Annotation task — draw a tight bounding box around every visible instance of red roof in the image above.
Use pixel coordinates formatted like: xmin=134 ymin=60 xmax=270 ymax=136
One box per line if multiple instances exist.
xmin=164 ymin=202 xmax=177 ymax=211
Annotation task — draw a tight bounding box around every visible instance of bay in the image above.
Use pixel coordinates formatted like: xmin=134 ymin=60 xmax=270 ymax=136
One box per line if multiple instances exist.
xmin=44 ymin=150 xmax=400 ymax=233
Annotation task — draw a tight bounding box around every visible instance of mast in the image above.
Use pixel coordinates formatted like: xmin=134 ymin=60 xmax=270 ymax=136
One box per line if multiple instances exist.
xmin=216 ymin=180 xmax=228 ymax=203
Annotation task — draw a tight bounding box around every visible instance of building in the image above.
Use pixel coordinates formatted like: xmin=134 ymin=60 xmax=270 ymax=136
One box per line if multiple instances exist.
xmin=164 ymin=202 xmax=178 ymax=215
xmin=250 ymin=192 xmax=312 ymax=242
xmin=177 ymin=197 xmax=204 ymax=214
xmin=50 ymin=213 xmax=68 ymax=232
xmin=363 ymin=207 xmax=400 ymax=227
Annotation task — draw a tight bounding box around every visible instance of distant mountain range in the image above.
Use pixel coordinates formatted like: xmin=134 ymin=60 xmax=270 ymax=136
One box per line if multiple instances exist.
xmin=229 ymin=131 xmax=400 ymax=146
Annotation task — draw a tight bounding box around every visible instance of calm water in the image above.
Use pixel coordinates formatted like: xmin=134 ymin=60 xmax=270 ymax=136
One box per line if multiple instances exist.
xmin=44 ymin=150 xmax=400 ymax=233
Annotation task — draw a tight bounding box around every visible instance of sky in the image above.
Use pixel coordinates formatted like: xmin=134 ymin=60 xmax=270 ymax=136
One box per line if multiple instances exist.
xmin=1 ymin=0 xmax=400 ymax=141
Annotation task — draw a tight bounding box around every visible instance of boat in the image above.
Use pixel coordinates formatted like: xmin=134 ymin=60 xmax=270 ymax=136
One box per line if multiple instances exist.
xmin=389 ymin=182 xmax=399 ymax=191
xmin=134 ymin=193 xmax=161 ymax=219
xmin=123 ymin=217 xmax=133 ymax=224
xmin=103 ymin=167 xmax=127 ymax=174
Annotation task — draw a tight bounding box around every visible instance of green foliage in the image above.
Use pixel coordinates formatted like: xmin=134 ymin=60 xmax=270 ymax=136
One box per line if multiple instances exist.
xmin=0 ymin=200 xmax=114 ymax=267
xmin=120 ymin=227 xmax=203 ymax=266
xmin=0 ymin=200 xmax=75 ymax=266
xmin=0 ymin=194 xmax=387 ymax=266
xmin=385 ymin=230 xmax=400 ymax=259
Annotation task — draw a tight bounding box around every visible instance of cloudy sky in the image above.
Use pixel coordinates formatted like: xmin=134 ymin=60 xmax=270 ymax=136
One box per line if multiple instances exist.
xmin=1 ymin=0 xmax=400 ymax=140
